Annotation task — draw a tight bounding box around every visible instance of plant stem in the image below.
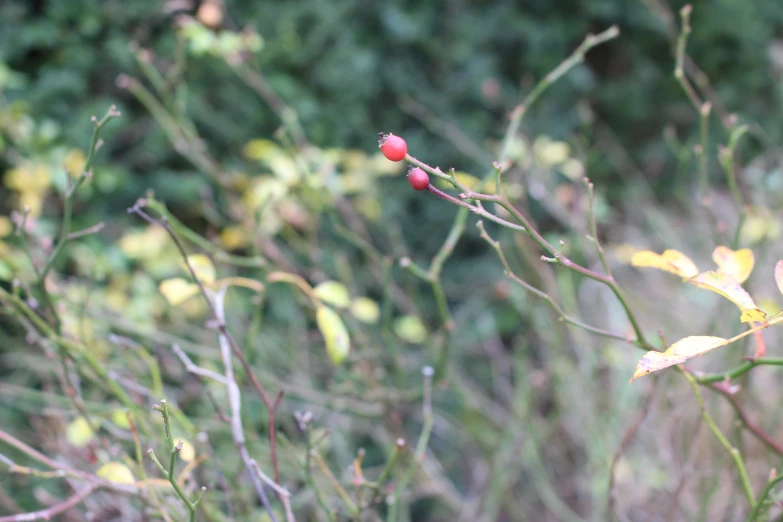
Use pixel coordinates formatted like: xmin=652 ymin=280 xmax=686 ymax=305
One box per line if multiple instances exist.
xmin=40 ymin=106 xmax=120 ymax=281
xmin=681 ymin=369 xmax=755 ymax=507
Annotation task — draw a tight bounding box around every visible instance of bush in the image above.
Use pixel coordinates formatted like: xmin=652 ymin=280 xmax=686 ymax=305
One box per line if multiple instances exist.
xmin=3 ymin=2 xmax=783 ymax=521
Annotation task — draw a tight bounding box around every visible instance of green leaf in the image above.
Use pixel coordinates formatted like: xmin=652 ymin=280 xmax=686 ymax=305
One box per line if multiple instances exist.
xmin=393 ymin=315 xmax=428 ymax=344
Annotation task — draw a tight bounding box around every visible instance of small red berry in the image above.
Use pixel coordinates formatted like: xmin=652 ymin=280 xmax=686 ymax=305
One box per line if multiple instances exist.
xmin=407 ymin=167 xmax=429 ymax=191
xmin=379 ymin=133 xmax=407 ymax=161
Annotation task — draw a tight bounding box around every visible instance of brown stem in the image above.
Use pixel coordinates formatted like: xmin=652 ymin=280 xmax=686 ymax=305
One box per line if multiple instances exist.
xmin=0 ymin=484 xmax=98 ymax=522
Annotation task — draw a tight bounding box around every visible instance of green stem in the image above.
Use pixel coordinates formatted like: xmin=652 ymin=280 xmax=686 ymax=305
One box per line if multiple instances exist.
xmin=747 ymin=473 xmax=783 ymax=522
xmin=695 ymin=358 xmax=783 ymax=384
xmin=682 ymin=369 xmax=755 ymax=507
xmin=40 ymin=106 xmax=120 ymax=281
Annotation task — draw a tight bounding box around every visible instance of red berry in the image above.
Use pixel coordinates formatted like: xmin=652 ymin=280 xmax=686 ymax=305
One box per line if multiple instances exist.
xmin=407 ymin=167 xmax=429 ymax=191
xmin=379 ymin=133 xmax=407 ymax=161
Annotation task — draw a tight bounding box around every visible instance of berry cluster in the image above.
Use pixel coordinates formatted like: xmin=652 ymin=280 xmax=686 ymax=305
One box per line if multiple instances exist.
xmin=378 ymin=133 xmax=429 ymax=191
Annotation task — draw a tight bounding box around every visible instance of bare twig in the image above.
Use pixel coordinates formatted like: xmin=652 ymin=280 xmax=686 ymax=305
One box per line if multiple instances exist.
xmin=607 ymin=378 xmax=659 ymax=518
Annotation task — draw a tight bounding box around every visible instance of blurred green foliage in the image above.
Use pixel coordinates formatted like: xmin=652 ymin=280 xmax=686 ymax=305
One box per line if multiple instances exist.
xmin=2 ymin=0 xmax=783 ymax=520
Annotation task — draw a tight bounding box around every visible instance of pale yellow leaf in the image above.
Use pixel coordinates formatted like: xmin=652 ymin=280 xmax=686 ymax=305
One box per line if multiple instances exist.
xmin=159 ymin=278 xmax=201 ymax=306
xmin=631 ymin=249 xmax=699 ymax=279
xmin=96 ymin=462 xmax=135 ymax=484
xmin=111 ymin=409 xmax=130 ymax=429
xmin=183 ymin=254 xmax=215 ymax=285
xmin=689 ymin=271 xmax=766 ymax=322
xmin=712 ymin=246 xmax=754 ymax=283
xmin=350 ymin=297 xmax=380 ymax=324
xmin=316 ymin=306 xmax=350 ymax=364
xmin=740 ymin=309 xmax=767 ymax=323
xmin=632 ymin=336 xmax=729 ymax=381
xmin=313 ymin=281 xmax=351 ymax=308
xmin=66 ymin=417 xmax=94 ymax=448
xmin=176 ymin=438 xmax=195 ymax=462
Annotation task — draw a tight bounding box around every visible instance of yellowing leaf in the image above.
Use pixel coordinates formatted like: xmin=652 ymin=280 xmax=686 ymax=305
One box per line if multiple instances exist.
xmin=97 ymin=462 xmax=135 ymax=484
xmin=350 ymin=297 xmax=380 ymax=324
xmin=393 ymin=315 xmax=428 ymax=344
xmin=159 ymin=278 xmax=201 ymax=306
xmin=313 ymin=281 xmax=351 ymax=308
xmin=689 ymin=271 xmax=765 ymax=322
xmin=176 ymin=438 xmax=196 ymax=462
xmin=776 ymin=261 xmax=783 ymax=296
xmin=631 ymin=250 xmax=699 ymax=279
xmin=111 ymin=409 xmax=130 ymax=430
xmin=219 ymin=226 xmax=249 ymax=250
xmin=712 ymin=246 xmax=754 ymax=283
xmin=740 ymin=309 xmax=767 ymax=323
xmin=632 ymin=336 xmax=729 ymax=381
xmin=0 ymin=216 xmax=12 ymax=237
xmin=66 ymin=416 xmax=94 ymax=448
xmin=183 ymin=254 xmax=215 ymax=285
xmin=316 ymin=306 xmax=350 ymax=364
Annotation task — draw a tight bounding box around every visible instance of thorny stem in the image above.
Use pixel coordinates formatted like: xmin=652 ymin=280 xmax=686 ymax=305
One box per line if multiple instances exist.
xmin=719 ymin=125 xmax=749 ymax=249
xmin=409 ymin=153 xmax=650 ymax=348
xmin=476 ymin=221 xmax=652 ymax=351
xmin=681 ymin=369 xmax=755 ymax=507
xmin=695 ymin=358 xmax=783 ymax=384
xmin=128 ymin=203 xmax=282 ymax=514
xmin=40 ymin=106 xmax=120 ymax=282
xmin=747 ymin=472 xmax=783 ymax=522
xmin=698 ymin=102 xmax=712 ymax=200
xmin=674 ymin=5 xmax=702 ymax=112
xmin=388 ymin=367 xmax=435 ymax=522
xmin=499 ymin=25 xmax=620 ymax=164
xmin=149 ymin=400 xmax=205 ymax=522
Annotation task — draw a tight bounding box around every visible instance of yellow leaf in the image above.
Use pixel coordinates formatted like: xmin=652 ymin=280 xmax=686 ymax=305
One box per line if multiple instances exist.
xmin=0 ymin=216 xmax=12 ymax=237
xmin=219 ymin=226 xmax=249 ymax=250
xmin=350 ymin=297 xmax=380 ymax=324
xmin=183 ymin=254 xmax=215 ymax=285
xmin=776 ymin=261 xmax=783 ymax=296
xmin=689 ymin=271 xmax=765 ymax=323
xmin=740 ymin=309 xmax=767 ymax=323
xmin=533 ymin=136 xmax=571 ymax=167
xmin=631 ymin=250 xmax=699 ymax=279
xmin=393 ymin=315 xmax=428 ymax=344
xmin=159 ymin=278 xmax=201 ymax=306
xmin=111 ymin=409 xmax=130 ymax=429
xmin=242 ymin=139 xmax=282 ymax=161
xmin=96 ymin=462 xmax=135 ymax=484
xmin=313 ymin=281 xmax=351 ymax=308
xmin=632 ymin=336 xmax=729 ymax=381
xmin=712 ymin=246 xmax=754 ymax=283
xmin=217 ymin=277 xmax=264 ymax=294
xmin=316 ymin=306 xmax=350 ymax=364
xmin=176 ymin=438 xmax=196 ymax=462
xmin=66 ymin=417 xmax=94 ymax=448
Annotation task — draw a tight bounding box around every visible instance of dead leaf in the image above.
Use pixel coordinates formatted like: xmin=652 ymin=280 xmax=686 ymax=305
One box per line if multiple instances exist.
xmin=632 ymin=336 xmax=728 ymax=381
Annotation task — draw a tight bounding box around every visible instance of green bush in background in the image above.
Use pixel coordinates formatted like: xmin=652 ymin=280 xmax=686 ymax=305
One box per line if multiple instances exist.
xmin=2 ymin=1 xmax=783 ymax=520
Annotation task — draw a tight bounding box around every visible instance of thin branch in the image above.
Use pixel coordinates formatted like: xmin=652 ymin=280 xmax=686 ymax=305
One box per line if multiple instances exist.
xmin=708 ymin=381 xmax=783 ymax=455
xmin=608 ymin=378 xmax=659 ymax=518
xmin=0 ymin=483 xmax=98 ymax=522
xmin=499 ymin=25 xmax=620 ymax=164
xmin=681 ymin=369 xmax=755 ymax=507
